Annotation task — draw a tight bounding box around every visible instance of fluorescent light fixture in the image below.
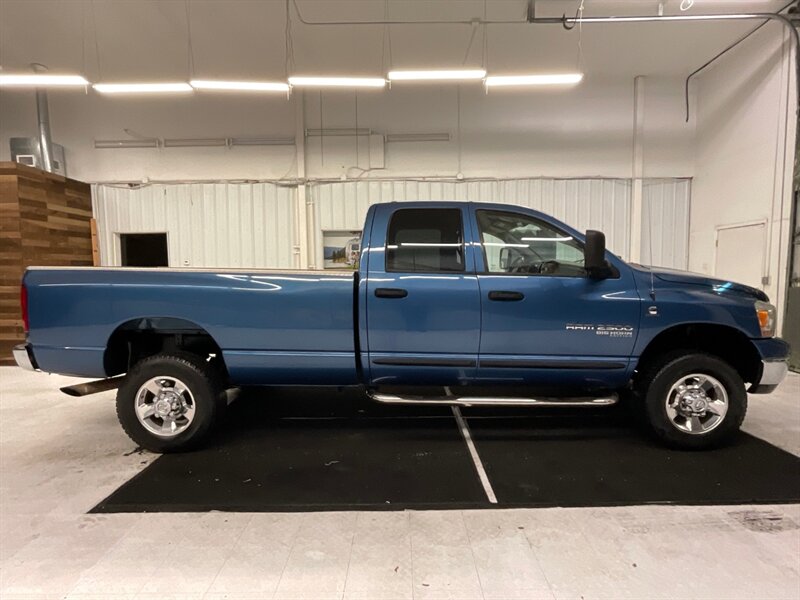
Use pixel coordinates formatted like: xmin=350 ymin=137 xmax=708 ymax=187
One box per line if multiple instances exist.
xmin=0 ymin=74 xmax=89 ymax=87
xmin=306 ymin=128 xmax=372 ymax=137
xmin=484 ymin=73 xmax=584 ymax=87
xmin=190 ymin=80 xmax=289 ymax=92
xmin=388 ymin=69 xmax=486 ymax=82
xmin=163 ymin=138 xmax=227 ymax=148
xmin=93 ymin=82 xmax=193 ymax=94
xmin=231 ymin=136 xmax=295 ymax=146
xmin=288 ymin=76 xmax=386 ymax=88
xmin=521 ymin=236 xmax=574 ymax=242
xmin=94 ymin=139 xmax=159 ymax=149
xmin=385 ymin=133 xmax=450 ymax=143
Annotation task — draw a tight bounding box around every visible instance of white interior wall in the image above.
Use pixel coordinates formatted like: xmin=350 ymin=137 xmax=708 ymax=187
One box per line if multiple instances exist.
xmin=692 ymin=22 xmax=796 ymax=329
xmin=1 ymin=76 xmax=694 ymax=182
xmin=0 ymin=91 xmax=299 ymax=182
xmin=302 ymin=77 xmax=693 ymax=181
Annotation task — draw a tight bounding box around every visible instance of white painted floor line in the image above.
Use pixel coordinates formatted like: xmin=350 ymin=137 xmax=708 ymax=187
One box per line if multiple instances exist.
xmin=452 ymin=405 xmax=498 ymax=504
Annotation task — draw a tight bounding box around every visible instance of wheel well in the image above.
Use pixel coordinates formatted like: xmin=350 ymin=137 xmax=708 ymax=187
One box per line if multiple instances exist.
xmin=104 ymin=317 xmax=227 ymax=379
xmin=635 ymin=324 xmax=761 ymax=385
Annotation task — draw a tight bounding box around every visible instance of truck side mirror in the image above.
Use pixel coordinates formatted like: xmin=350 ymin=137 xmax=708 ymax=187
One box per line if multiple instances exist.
xmin=585 ymin=230 xmax=611 ymax=279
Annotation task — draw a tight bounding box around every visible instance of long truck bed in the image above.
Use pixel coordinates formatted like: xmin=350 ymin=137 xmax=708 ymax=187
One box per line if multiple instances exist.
xmin=23 ymin=267 xmax=359 ymax=384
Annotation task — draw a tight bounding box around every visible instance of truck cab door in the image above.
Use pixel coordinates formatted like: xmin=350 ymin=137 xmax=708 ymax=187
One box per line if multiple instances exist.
xmin=364 ymin=205 xmax=481 ymax=385
xmin=470 ymin=207 xmax=640 ymax=390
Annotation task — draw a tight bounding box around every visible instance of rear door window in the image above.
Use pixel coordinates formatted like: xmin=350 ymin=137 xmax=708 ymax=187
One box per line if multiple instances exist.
xmin=385 ymin=209 xmax=465 ymax=273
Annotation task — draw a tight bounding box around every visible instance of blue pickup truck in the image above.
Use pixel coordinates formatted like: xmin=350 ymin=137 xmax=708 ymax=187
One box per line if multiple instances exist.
xmin=15 ymin=201 xmax=790 ymax=452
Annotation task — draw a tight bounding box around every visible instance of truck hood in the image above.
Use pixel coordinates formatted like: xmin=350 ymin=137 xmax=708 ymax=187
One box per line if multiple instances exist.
xmin=631 ymin=264 xmax=769 ymax=302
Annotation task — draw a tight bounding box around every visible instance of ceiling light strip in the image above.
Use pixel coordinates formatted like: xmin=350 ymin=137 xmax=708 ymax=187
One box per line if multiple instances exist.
xmin=388 ymin=69 xmax=486 ymax=81
xmin=288 ymin=76 xmax=386 ymax=88
xmin=93 ymin=82 xmax=193 ymax=94
xmin=191 ymin=80 xmax=289 ymax=92
xmin=0 ymin=74 xmax=89 ymax=86
xmin=484 ymin=73 xmax=584 ymax=87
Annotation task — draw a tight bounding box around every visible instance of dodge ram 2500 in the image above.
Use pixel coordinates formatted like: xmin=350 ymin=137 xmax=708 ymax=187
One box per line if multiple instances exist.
xmin=14 ymin=201 xmax=790 ymax=452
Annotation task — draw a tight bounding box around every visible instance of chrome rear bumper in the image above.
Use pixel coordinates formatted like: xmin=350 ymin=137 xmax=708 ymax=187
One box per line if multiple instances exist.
xmin=13 ymin=345 xmax=36 ymax=371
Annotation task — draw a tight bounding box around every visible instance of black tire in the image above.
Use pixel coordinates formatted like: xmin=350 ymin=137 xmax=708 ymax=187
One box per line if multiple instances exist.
xmin=116 ymin=352 xmax=225 ymax=453
xmin=636 ymin=351 xmax=747 ymax=450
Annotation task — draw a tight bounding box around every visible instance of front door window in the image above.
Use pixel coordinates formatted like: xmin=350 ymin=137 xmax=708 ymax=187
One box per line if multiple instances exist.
xmin=476 ymin=210 xmax=585 ymax=277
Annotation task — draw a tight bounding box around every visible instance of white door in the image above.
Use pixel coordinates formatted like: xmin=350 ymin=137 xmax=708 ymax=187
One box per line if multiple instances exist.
xmin=715 ymin=223 xmax=765 ymax=290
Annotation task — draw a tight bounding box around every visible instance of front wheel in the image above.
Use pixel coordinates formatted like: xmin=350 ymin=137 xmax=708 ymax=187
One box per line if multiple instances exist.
xmin=638 ymin=352 xmax=747 ymax=450
xmin=116 ymin=353 xmax=225 ymax=453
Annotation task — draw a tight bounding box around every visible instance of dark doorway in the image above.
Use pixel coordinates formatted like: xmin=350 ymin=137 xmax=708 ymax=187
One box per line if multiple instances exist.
xmin=120 ymin=233 xmax=168 ymax=267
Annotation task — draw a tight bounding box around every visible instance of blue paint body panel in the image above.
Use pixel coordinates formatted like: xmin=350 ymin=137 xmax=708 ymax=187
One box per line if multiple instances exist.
xmin=364 ymin=203 xmax=482 ymax=385
xmin=24 ymin=268 xmax=358 ymax=382
xmin=21 ymin=201 xmax=790 ymax=392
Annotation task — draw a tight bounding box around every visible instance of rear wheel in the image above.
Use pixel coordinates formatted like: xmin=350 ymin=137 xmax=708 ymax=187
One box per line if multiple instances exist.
xmin=637 ymin=352 xmax=747 ymax=450
xmin=116 ymin=352 xmax=225 ymax=453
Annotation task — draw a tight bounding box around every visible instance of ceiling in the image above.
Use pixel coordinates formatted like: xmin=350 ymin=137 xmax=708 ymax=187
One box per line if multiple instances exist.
xmin=0 ymin=0 xmax=792 ymax=84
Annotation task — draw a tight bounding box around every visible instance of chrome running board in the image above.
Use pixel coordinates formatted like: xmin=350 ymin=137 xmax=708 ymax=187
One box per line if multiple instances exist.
xmin=367 ymin=391 xmax=618 ymax=407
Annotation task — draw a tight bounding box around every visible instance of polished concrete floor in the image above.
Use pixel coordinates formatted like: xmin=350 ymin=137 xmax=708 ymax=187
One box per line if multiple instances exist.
xmin=1 ymin=366 xmax=798 ymax=600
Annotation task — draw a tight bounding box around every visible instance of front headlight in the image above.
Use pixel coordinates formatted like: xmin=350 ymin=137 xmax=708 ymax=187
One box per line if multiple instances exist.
xmin=754 ymin=300 xmax=777 ymax=337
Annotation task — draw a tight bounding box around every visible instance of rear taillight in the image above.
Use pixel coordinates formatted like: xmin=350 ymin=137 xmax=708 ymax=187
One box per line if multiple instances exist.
xmin=21 ymin=283 xmax=29 ymax=333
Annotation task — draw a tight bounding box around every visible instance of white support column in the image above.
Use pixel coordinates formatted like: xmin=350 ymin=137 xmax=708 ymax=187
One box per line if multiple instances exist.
xmin=630 ymin=75 xmax=646 ymax=264
xmin=294 ymin=90 xmax=310 ymax=269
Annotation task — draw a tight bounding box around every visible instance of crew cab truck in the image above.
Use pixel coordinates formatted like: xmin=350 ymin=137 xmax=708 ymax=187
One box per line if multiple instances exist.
xmin=15 ymin=201 xmax=790 ymax=452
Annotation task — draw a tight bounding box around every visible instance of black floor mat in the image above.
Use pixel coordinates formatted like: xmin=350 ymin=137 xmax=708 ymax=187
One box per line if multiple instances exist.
xmin=92 ymin=388 xmax=800 ymax=513
xmin=467 ymin=416 xmax=800 ymax=508
xmin=93 ymin=388 xmax=487 ymax=512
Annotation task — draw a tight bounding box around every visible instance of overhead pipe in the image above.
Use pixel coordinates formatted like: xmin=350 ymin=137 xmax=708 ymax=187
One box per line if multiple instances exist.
xmin=525 ymin=10 xmax=800 ymax=122
xmin=682 ymin=1 xmax=797 ymax=122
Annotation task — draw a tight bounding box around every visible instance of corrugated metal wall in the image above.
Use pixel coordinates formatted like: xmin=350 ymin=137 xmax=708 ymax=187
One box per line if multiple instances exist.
xmin=92 ymin=183 xmax=296 ymax=268
xmin=93 ymin=177 xmax=690 ymax=270
xmin=641 ymin=179 xmax=692 ymax=269
xmin=312 ymin=178 xmax=633 ymax=264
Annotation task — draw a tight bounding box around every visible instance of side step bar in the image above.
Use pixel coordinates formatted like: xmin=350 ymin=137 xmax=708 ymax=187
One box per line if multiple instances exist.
xmin=367 ymin=391 xmax=618 ymax=407
xmin=60 ymin=376 xmax=124 ymax=397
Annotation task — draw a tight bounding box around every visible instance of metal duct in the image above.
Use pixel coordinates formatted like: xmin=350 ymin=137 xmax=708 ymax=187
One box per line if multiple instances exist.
xmin=32 ymin=64 xmax=55 ymax=173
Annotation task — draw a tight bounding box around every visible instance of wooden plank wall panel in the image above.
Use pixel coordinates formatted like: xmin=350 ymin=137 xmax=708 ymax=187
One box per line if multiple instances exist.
xmin=0 ymin=162 xmax=93 ymax=365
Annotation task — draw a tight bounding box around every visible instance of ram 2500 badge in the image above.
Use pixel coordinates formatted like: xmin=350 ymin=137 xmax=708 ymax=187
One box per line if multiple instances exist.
xmin=15 ymin=201 xmax=790 ymax=452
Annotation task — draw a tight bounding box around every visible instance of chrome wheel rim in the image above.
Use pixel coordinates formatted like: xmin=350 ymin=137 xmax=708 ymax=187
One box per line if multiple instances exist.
xmin=665 ymin=373 xmax=728 ymax=435
xmin=135 ymin=376 xmax=195 ymax=438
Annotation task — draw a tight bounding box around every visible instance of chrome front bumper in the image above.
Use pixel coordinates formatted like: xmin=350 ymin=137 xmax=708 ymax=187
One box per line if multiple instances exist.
xmin=13 ymin=345 xmax=36 ymax=371
xmin=750 ymin=359 xmax=789 ymax=394
xmin=761 ymin=359 xmax=789 ymax=386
